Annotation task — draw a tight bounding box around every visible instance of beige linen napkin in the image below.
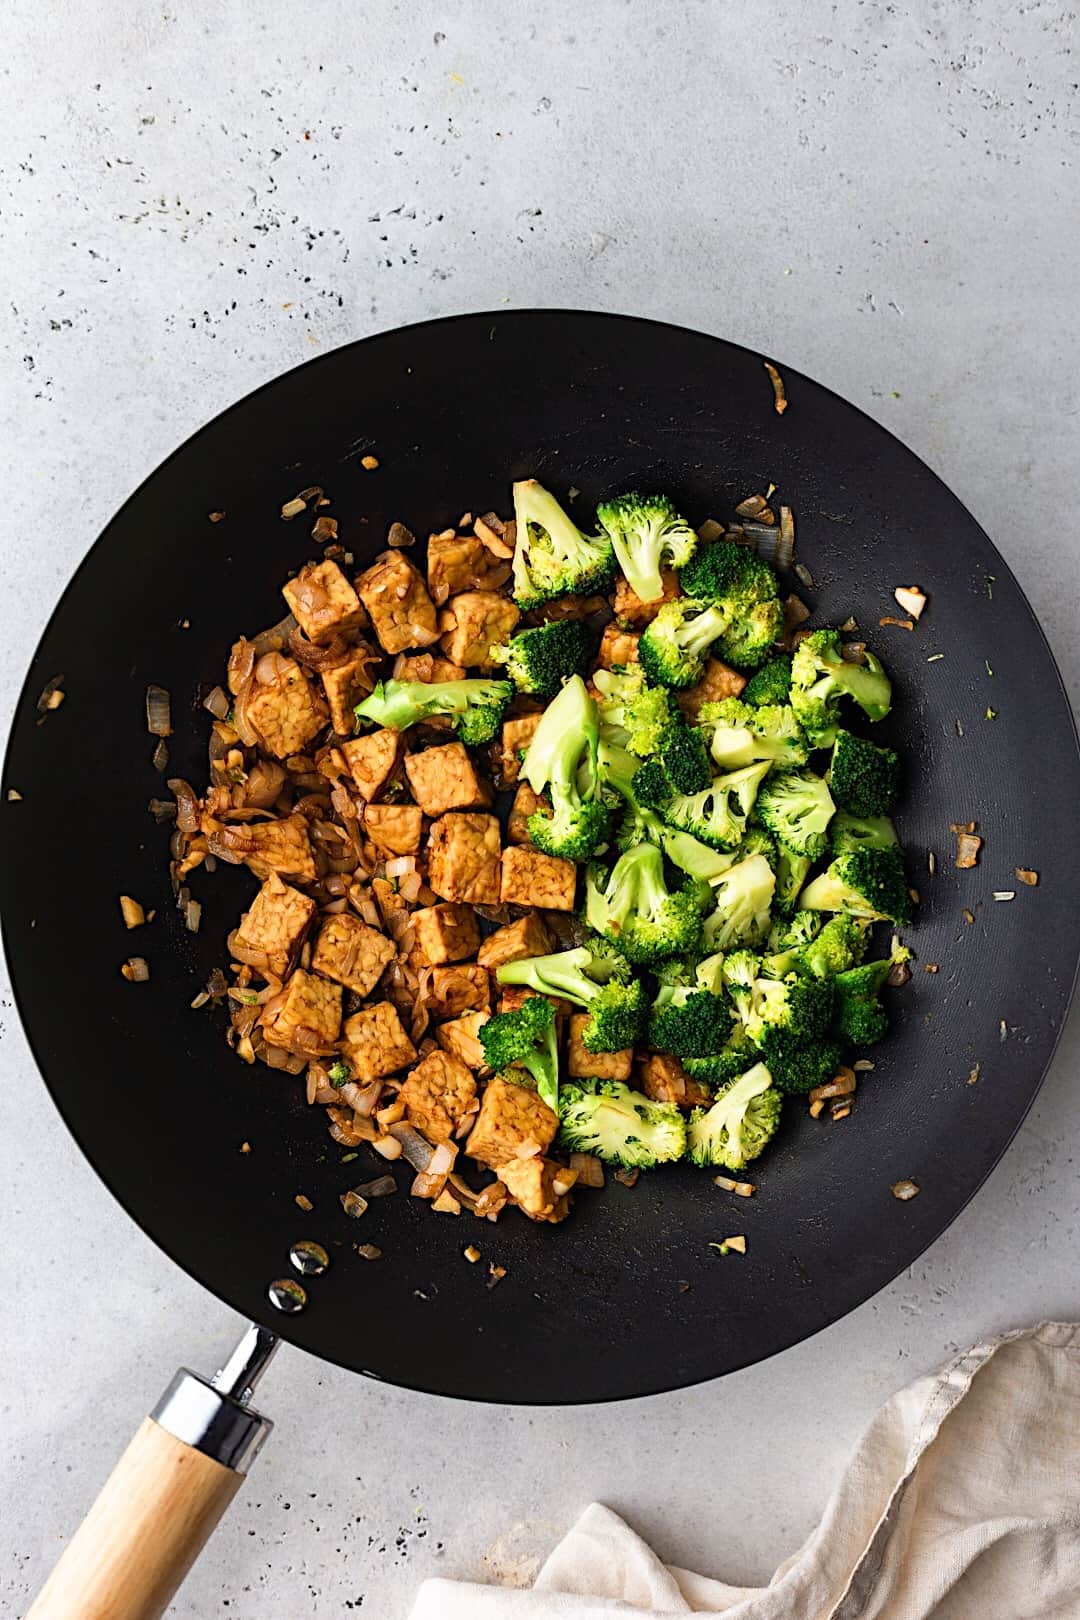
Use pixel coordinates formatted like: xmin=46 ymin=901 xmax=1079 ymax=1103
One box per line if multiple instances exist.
xmin=410 ymin=1321 xmax=1080 ymax=1618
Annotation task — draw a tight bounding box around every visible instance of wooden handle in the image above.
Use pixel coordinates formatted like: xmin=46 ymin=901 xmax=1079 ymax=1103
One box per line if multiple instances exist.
xmin=27 ymin=1416 xmax=243 ymax=1620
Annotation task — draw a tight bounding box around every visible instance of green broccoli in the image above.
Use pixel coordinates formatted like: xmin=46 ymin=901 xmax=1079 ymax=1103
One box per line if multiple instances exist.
xmin=631 ymin=756 xmax=675 ymax=809
xmin=738 ymin=824 xmax=778 ymax=865
xmin=767 ymin=909 xmax=822 ymax=955
xmin=743 ymin=655 xmax=792 ymax=707
xmin=496 ymin=943 xmax=648 ymax=1052
xmin=584 ymin=844 xmax=708 ymax=963
xmin=699 ymin=697 xmax=809 ymax=770
xmin=774 ymin=846 xmax=813 ymax=913
xmin=657 ymin=761 xmax=772 ymax=850
xmin=789 ymin=629 xmax=892 ymax=747
xmin=659 ymin=715 xmax=714 ymax=794
xmin=478 ymin=996 xmax=560 ymax=1114
xmin=510 ymin=479 xmax=615 ymax=610
xmin=559 ymin=1080 xmax=686 ymax=1168
xmin=638 ymin=598 xmax=731 ymax=689
xmin=701 ymin=854 xmax=776 ymax=951
xmin=354 ymin=678 xmax=512 ymax=746
xmin=596 ymin=491 xmax=698 ymax=605
xmin=829 ymin=811 xmax=900 ymax=854
xmin=678 ymin=541 xmax=784 ymax=667
xmin=831 ymin=944 xmax=909 ymax=1045
xmin=686 ymin=1062 xmax=782 ymax=1170
xmin=648 ymin=979 xmax=734 ymax=1061
xmin=684 ymin=1046 xmax=757 ymax=1091
xmin=797 ymin=914 xmax=870 ymax=979
xmin=592 ymin=665 xmax=676 ymax=757
xmin=754 ymin=769 xmax=836 ymax=858
xmin=828 ymin=730 xmax=901 ymax=817
xmin=493 ymin=618 xmax=591 ymax=697
xmin=521 ymin=674 xmax=610 ymax=860
xmin=723 ymin=953 xmax=835 ymax=1048
xmin=799 ymin=845 xmax=913 ymax=924
xmin=595 ymin=740 xmax=737 ymax=881
xmin=757 ymin=1030 xmax=845 ymax=1095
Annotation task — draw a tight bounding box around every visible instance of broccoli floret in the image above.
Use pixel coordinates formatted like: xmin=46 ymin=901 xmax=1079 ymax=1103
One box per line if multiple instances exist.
xmin=648 ymin=981 xmax=734 ymax=1061
xmin=738 ymin=825 xmax=775 ymax=862
xmin=743 ymin=656 xmax=792 ymax=707
xmin=592 ymin=666 xmax=675 ymax=758
xmin=723 ymin=952 xmax=835 ymax=1048
xmin=834 ymin=988 xmax=889 ymax=1045
xmin=354 ymin=677 xmax=512 ymax=745
xmin=798 ymin=914 xmax=870 ymax=979
xmin=757 ymin=1030 xmax=844 ymax=1095
xmin=493 ymin=618 xmax=591 ymax=697
xmin=754 ymin=769 xmax=836 ymax=858
xmin=790 ymin=630 xmax=892 ymax=747
xmin=596 ymin=491 xmax=698 ymax=605
xmin=799 ymin=845 xmax=913 ymax=924
xmin=774 ymin=846 xmax=813 ymax=913
xmin=597 ymin=742 xmax=736 ymax=881
xmin=678 ymin=541 xmax=784 ymax=668
xmin=831 ymin=948 xmax=906 ymax=1046
xmin=767 ymin=909 xmax=822 ymax=955
xmin=478 ymin=997 xmax=560 ymax=1114
xmin=632 ymin=757 xmax=675 ymax=809
xmin=522 ymin=674 xmax=610 ymax=860
xmin=684 ymin=1047 xmax=755 ymax=1090
xmin=511 ymin=479 xmax=615 ymax=609
xmin=496 ymin=944 xmax=648 ymax=1052
xmin=559 ymin=1080 xmax=686 ymax=1168
xmin=828 ymin=730 xmax=901 ymax=817
xmin=686 ymin=1062 xmax=782 ymax=1170
xmin=699 ymin=698 xmax=809 ymax=770
xmin=638 ymin=599 xmax=730 ymax=689
xmin=584 ymin=844 xmax=708 ymax=964
xmin=660 ymin=716 xmax=714 ymax=794
xmin=829 ymin=811 xmax=900 ymax=854
xmin=659 ymin=762 xmax=772 ymax=851
xmin=702 ymin=854 xmax=776 ymax=951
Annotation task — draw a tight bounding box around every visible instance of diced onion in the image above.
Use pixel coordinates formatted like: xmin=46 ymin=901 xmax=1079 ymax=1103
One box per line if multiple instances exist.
xmin=146 ymin=685 xmax=172 ymax=737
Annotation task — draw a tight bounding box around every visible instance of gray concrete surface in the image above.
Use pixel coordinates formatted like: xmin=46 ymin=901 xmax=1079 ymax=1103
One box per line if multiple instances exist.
xmin=2 ymin=1 xmax=1078 ymax=1614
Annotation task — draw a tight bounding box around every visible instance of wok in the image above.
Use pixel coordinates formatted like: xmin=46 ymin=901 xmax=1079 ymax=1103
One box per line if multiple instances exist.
xmin=5 ymin=310 xmax=1078 ymax=1618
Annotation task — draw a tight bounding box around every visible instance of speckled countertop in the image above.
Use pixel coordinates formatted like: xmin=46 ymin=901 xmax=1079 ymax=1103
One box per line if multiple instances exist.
xmin=2 ymin=2 xmax=1079 ymax=1615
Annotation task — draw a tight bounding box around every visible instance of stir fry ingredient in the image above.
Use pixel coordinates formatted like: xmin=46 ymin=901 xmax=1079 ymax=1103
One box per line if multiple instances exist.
xmin=170 ymin=477 xmax=913 ymax=1229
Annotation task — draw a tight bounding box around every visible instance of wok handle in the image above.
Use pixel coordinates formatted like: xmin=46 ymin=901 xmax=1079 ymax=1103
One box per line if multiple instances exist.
xmin=26 ymin=1417 xmax=244 ymax=1620
xmin=27 ymin=1324 xmax=278 ymax=1620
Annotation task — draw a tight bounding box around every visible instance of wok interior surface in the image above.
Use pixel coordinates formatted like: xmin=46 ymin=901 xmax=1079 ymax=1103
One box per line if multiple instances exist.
xmin=3 ymin=310 xmax=1078 ymax=1403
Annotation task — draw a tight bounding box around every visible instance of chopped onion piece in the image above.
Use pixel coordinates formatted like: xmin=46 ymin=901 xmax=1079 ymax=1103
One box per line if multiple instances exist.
xmin=1015 ymin=868 xmax=1038 ymax=886
xmin=431 ymin=1189 xmax=461 ymax=1214
xmin=955 ymin=831 xmax=982 ymax=869
xmin=354 ymin=1175 xmax=397 ymax=1199
xmin=356 ymin=1243 xmax=382 ymax=1260
xmin=119 ymin=895 xmax=146 ymax=929
xmin=341 ymin=1190 xmax=369 ymax=1218
xmin=713 ymin=1175 xmax=755 ymax=1196
xmin=763 ymin=360 xmax=788 ymax=414
xmin=993 ymin=891 xmax=1015 ymax=902
xmin=372 ymin=1134 xmax=403 ymax=1161
xmin=121 ymin=956 xmax=150 ymax=982
xmin=146 ymin=684 xmax=172 ymax=737
xmin=463 ymin=1244 xmax=481 ymax=1263
xmin=894 ymin=585 xmax=927 ymax=620
xmin=203 ymin=685 xmax=230 ymax=720
xmin=810 ymin=1067 xmax=856 ymax=1103
xmin=184 ymin=898 xmax=202 ymax=933
xmin=569 ymin=1152 xmax=604 ymax=1189
xmin=891 ymin=1179 xmax=920 ymax=1201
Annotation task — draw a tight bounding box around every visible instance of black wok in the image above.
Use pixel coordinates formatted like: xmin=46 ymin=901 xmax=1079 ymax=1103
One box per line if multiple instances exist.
xmin=5 ymin=311 xmax=1079 ymax=1616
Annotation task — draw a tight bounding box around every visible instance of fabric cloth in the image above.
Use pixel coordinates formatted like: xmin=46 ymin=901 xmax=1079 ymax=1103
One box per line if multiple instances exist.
xmin=410 ymin=1321 xmax=1080 ymax=1619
